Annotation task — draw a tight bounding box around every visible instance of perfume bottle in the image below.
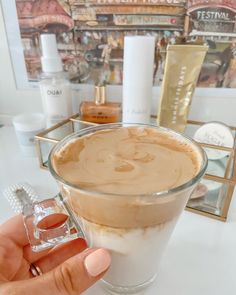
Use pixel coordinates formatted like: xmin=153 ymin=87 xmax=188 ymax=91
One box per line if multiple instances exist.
xmin=39 ymin=34 xmax=72 ymax=127
xmin=80 ymin=84 xmax=121 ymax=124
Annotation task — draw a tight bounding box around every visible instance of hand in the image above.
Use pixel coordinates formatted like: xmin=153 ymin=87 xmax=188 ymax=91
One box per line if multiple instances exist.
xmin=0 ymin=215 xmax=111 ymax=294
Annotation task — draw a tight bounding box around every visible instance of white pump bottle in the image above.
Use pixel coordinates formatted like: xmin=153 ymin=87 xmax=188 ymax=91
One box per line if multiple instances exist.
xmin=39 ymin=34 xmax=72 ymax=127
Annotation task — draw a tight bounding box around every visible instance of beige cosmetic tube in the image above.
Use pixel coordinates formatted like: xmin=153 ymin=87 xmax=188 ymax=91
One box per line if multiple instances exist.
xmin=157 ymin=44 xmax=208 ymax=133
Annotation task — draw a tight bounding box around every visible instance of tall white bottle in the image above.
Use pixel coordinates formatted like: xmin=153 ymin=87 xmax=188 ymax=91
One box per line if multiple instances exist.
xmin=122 ymin=36 xmax=155 ymax=124
xmin=39 ymin=34 xmax=72 ymax=127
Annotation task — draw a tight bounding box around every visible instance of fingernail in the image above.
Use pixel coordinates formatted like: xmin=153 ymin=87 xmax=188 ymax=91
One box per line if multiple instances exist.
xmin=84 ymin=249 xmax=111 ymax=277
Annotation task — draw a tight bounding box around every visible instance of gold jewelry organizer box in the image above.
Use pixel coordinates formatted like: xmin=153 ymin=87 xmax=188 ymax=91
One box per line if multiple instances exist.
xmin=35 ymin=115 xmax=236 ymax=222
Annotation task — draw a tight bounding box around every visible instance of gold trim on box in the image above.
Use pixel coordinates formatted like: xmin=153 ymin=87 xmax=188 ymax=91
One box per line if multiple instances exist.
xmin=185 ymin=122 xmax=236 ymax=222
xmin=35 ymin=115 xmax=236 ymax=221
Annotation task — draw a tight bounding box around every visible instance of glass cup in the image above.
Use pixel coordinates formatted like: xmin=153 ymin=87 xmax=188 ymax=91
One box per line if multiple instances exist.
xmin=47 ymin=123 xmax=207 ymax=294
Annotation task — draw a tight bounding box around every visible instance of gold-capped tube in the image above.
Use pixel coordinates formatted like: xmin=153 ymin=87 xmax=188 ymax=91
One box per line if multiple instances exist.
xmin=157 ymin=44 xmax=208 ymax=133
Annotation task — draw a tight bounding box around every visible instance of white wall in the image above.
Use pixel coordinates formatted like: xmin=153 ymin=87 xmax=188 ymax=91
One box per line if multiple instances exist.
xmin=0 ymin=4 xmax=42 ymax=123
xmin=0 ymin=2 xmax=236 ymax=126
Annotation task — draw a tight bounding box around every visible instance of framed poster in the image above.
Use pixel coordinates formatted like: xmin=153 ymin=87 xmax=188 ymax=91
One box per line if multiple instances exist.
xmin=2 ymin=0 xmax=236 ymax=91
xmin=188 ymin=0 xmax=236 ymax=88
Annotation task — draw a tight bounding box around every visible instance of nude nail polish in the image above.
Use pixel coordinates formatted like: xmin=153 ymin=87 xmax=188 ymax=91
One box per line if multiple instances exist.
xmin=84 ymin=249 xmax=111 ymax=277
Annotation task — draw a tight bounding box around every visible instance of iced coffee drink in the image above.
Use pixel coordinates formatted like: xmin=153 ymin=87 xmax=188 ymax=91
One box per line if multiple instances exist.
xmin=49 ymin=124 xmax=207 ymax=294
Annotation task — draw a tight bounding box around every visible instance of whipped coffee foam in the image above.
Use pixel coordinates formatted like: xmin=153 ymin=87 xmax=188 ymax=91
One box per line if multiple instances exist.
xmin=52 ymin=127 xmax=201 ymax=229
xmin=53 ymin=127 xmax=200 ymax=194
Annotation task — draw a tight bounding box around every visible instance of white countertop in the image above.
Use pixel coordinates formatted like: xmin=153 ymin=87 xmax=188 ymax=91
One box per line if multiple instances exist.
xmin=0 ymin=126 xmax=236 ymax=295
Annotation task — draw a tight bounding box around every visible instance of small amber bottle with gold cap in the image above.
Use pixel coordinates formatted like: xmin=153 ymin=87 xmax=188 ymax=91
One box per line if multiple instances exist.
xmin=79 ymin=84 xmax=121 ymax=124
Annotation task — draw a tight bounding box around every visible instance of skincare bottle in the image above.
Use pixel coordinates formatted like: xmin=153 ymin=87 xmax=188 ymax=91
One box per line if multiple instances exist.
xmin=39 ymin=34 xmax=72 ymax=127
xmin=122 ymin=36 xmax=155 ymax=124
xmin=80 ymin=84 xmax=121 ymax=124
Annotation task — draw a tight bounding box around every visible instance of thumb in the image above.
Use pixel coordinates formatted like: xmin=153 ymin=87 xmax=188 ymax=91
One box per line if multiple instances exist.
xmin=10 ymin=248 xmax=111 ymax=295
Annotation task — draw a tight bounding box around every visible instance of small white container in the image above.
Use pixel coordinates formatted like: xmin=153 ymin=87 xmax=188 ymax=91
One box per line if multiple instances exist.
xmin=193 ymin=121 xmax=234 ymax=160
xmin=13 ymin=113 xmax=46 ymax=156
